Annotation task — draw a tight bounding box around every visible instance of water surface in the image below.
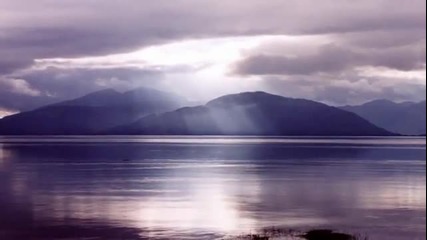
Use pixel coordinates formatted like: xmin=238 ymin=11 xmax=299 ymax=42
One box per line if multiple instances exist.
xmin=0 ymin=137 xmax=425 ymax=239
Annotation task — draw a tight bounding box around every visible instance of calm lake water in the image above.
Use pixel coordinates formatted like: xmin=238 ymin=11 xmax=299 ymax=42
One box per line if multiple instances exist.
xmin=0 ymin=137 xmax=425 ymax=240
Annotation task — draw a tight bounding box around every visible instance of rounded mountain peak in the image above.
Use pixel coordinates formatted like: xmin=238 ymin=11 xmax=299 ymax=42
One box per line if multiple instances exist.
xmin=207 ymin=91 xmax=288 ymax=107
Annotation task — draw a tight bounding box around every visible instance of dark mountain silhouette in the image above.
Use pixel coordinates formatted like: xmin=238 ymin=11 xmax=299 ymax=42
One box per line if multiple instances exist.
xmin=0 ymin=88 xmax=188 ymax=135
xmin=341 ymin=100 xmax=426 ymax=135
xmin=110 ymin=92 xmax=393 ymax=136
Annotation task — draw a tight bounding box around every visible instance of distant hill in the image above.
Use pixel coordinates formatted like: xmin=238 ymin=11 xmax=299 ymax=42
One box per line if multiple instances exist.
xmin=109 ymin=92 xmax=393 ymax=136
xmin=341 ymin=100 xmax=426 ymax=135
xmin=0 ymin=88 xmax=188 ymax=135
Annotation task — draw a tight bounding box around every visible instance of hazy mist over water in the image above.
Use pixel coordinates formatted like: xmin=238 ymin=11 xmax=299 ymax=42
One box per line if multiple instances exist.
xmin=0 ymin=137 xmax=425 ymax=240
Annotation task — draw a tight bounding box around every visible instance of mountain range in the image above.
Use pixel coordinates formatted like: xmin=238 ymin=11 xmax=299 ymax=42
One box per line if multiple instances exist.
xmin=110 ymin=92 xmax=391 ymax=136
xmin=341 ymin=100 xmax=426 ymax=135
xmin=0 ymin=88 xmax=188 ymax=135
xmin=0 ymin=87 xmax=423 ymax=136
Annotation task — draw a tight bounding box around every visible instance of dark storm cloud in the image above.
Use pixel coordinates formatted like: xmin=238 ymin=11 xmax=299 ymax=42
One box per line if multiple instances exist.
xmin=235 ymin=43 xmax=426 ymax=76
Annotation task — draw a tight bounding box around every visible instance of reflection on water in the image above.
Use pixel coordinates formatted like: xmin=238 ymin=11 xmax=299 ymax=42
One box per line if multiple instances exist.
xmin=0 ymin=137 xmax=425 ymax=240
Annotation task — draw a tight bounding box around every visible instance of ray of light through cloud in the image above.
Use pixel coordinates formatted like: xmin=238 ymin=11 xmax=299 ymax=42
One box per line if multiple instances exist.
xmin=32 ymin=35 xmax=332 ymax=101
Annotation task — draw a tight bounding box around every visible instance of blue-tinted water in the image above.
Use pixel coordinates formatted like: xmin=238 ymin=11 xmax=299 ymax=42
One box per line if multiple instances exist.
xmin=0 ymin=137 xmax=425 ymax=239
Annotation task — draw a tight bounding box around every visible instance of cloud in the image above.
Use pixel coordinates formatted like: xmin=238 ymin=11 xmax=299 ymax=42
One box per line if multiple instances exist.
xmin=314 ymin=78 xmax=427 ymax=105
xmin=0 ymin=84 xmax=58 ymax=112
xmin=0 ymin=57 xmax=34 ymax=75
xmin=229 ymin=23 xmax=426 ymax=105
xmin=259 ymin=74 xmax=427 ymax=106
xmin=17 ymin=67 xmax=165 ymax=97
xmin=0 ymin=0 xmax=425 ymax=75
xmin=0 ymin=78 xmax=41 ymax=96
xmin=0 ymin=67 xmax=167 ymax=112
xmin=338 ymin=29 xmax=426 ymax=49
xmin=0 ymin=0 xmax=425 ymax=111
xmin=232 ymin=38 xmax=426 ymax=105
xmin=235 ymin=43 xmax=426 ymax=76
xmin=235 ymin=45 xmax=354 ymax=76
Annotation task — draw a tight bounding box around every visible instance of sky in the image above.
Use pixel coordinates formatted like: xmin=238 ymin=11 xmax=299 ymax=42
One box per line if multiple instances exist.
xmin=0 ymin=0 xmax=426 ymax=117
